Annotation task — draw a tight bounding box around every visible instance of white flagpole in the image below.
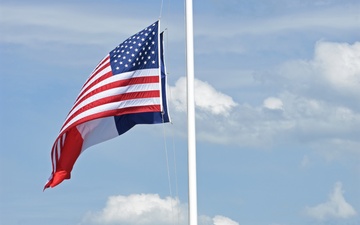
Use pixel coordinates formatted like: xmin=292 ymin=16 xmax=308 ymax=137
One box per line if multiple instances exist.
xmin=185 ymin=1 xmax=198 ymax=225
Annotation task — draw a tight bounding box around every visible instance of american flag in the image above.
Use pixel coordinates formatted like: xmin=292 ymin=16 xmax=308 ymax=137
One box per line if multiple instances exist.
xmin=45 ymin=21 xmax=170 ymax=189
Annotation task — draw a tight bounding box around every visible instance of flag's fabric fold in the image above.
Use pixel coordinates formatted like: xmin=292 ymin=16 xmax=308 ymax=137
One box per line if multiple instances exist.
xmin=44 ymin=21 xmax=170 ymax=190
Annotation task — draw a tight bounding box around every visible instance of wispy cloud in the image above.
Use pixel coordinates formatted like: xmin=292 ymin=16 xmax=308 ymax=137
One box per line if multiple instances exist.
xmin=2 ymin=2 xmax=358 ymax=55
xmin=305 ymin=182 xmax=357 ymax=220
xmin=196 ymin=3 xmax=360 ymax=37
xmin=0 ymin=3 xmax=175 ymax=46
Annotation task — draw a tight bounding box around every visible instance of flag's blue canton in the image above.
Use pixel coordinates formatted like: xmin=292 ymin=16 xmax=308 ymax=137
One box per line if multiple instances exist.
xmin=109 ymin=21 xmax=159 ymax=75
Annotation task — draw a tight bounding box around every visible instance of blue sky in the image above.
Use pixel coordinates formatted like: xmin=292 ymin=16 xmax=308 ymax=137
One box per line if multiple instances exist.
xmin=1 ymin=0 xmax=360 ymax=225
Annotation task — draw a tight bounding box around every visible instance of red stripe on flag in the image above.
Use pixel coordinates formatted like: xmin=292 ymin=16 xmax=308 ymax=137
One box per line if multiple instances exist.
xmin=67 ymin=104 xmax=162 ymax=131
xmin=61 ymin=90 xmax=160 ymax=131
xmin=81 ymin=57 xmax=111 ymax=90
xmin=45 ymin=127 xmax=84 ymax=189
xmin=76 ymin=70 xmax=113 ymax=103
xmin=58 ymin=104 xmax=161 ymax=140
xmin=45 ymin=103 xmax=161 ymax=190
xmin=73 ymin=76 xmax=160 ymax=112
xmin=93 ymin=55 xmax=110 ymax=73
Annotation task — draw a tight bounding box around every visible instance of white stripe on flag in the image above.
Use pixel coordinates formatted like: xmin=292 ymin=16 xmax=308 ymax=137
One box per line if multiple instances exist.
xmin=81 ymin=58 xmax=160 ymax=93
xmin=91 ymin=55 xmax=109 ymax=74
xmin=60 ymin=97 xmax=161 ymax=133
xmin=66 ymin=83 xmax=160 ymax=122
xmin=78 ymin=68 xmax=160 ymax=101
xmin=80 ymin=64 xmax=112 ymax=95
xmin=77 ymin=117 xmax=119 ymax=152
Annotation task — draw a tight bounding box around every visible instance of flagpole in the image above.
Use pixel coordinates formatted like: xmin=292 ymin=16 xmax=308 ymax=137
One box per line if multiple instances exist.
xmin=185 ymin=1 xmax=198 ymax=225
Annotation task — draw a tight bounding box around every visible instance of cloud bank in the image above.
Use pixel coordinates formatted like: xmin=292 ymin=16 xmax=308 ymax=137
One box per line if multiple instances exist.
xmin=168 ymin=41 xmax=360 ymax=154
xmin=81 ymin=193 xmax=238 ymax=225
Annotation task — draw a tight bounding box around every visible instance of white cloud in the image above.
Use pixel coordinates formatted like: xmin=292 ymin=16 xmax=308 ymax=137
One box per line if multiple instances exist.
xmin=199 ymin=215 xmax=240 ymax=225
xmin=278 ymin=41 xmax=360 ymax=99
xmin=305 ymin=182 xmax=357 ymax=220
xmin=213 ymin=215 xmax=239 ymax=225
xmin=248 ymin=41 xmax=360 ymax=151
xmin=314 ymin=41 xmax=360 ymax=95
xmin=81 ymin=193 xmax=239 ymax=225
xmin=169 ymin=77 xmax=238 ymax=116
xmin=81 ymin=194 xmax=186 ymax=225
xmin=263 ymin=97 xmax=283 ymax=110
